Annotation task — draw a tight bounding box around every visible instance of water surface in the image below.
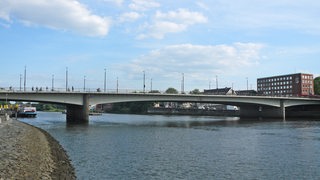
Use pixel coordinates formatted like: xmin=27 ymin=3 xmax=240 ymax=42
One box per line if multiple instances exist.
xmin=21 ymin=112 xmax=320 ymax=179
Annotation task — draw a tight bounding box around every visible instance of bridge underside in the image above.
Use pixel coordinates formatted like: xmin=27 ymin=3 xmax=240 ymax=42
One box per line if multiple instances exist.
xmin=286 ymin=105 xmax=320 ymax=118
xmin=240 ymin=104 xmax=320 ymax=119
xmin=239 ymin=105 xmax=285 ymax=119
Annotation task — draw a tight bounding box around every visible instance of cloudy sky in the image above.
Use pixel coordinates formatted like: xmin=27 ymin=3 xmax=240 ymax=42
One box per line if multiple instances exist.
xmin=0 ymin=0 xmax=319 ymax=92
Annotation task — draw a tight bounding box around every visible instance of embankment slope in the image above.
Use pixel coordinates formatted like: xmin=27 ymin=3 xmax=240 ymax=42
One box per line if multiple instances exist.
xmin=0 ymin=119 xmax=76 ymax=179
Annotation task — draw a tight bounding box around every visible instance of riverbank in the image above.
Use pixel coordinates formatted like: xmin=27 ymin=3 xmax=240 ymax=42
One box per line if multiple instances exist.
xmin=0 ymin=116 xmax=76 ymax=179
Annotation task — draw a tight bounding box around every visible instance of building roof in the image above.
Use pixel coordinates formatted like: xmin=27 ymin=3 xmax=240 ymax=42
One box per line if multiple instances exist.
xmin=257 ymin=73 xmax=313 ymax=80
xmin=235 ymin=90 xmax=258 ymax=96
xmin=203 ymin=87 xmax=233 ymax=95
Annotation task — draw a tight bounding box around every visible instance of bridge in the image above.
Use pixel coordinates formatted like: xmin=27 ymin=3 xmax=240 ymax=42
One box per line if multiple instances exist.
xmin=1 ymin=91 xmax=320 ymax=123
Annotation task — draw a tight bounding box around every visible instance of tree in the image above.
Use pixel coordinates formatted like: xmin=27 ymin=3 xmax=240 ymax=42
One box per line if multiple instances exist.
xmin=190 ymin=89 xmax=201 ymax=94
xmin=314 ymin=77 xmax=320 ymax=95
xmin=165 ymin=87 xmax=178 ymax=94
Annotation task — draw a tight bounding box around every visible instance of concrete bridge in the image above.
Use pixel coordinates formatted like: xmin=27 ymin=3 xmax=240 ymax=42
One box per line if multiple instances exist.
xmin=0 ymin=92 xmax=320 ymax=123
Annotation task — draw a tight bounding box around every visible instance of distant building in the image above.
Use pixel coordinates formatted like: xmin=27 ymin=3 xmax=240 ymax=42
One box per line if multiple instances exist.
xmin=203 ymin=87 xmax=235 ymax=95
xmin=257 ymin=73 xmax=314 ymax=97
xmin=235 ymin=90 xmax=257 ymax=96
xmin=96 ymin=103 xmax=113 ymax=112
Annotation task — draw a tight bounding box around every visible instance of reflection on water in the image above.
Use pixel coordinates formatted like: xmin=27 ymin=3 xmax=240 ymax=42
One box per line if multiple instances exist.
xmin=20 ymin=112 xmax=320 ymax=179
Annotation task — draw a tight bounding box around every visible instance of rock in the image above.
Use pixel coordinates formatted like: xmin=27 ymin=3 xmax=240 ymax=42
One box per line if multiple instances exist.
xmin=0 ymin=118 xmax=76 ymax=179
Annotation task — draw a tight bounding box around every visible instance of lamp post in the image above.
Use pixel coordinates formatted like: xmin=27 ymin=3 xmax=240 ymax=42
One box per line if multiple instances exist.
xmin=24 ymin=66 xmax=26 ymax=91
xmin=66 ymin=67 xmax=68 ymax=91
xmin=117 ymin=77 xmax=119 ymax=93
xmin=104 ymin=68 xmax=106 ymax=93
xmin=150 ymin=78 xmax=153 ymax=92
xmin=143 ymin=71 xmax=146 ymax=93
xmin=246 ymin=77 xmax=248 ymax=91
xmin=216 ymin=75 xmax=218 ymax=89
xmin=181 ymin=73 xmax=184 ymax=94
xmin=83 ymin=76 xmax=86 ymax=92
xmin=232 ymin=82 xmax=234 ymax=95
xmin=19 ymin=74 xmax=22 ymax=91
xmin=52 ymin=75 xmax=54 ymax=91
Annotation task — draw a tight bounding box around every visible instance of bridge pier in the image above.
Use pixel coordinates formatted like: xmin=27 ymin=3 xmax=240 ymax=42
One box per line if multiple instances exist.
xmin=66 ymin=94 xmax=89 ymax=124
xmin=281 ymin=100 xmax=286 ymax=120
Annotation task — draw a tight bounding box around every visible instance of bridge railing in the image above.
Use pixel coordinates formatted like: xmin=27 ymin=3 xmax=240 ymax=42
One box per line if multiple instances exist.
xmin=0 ymin=87 xmax=171 ymax=94
xmin=2 ymin=86 xmax=319 ymax=99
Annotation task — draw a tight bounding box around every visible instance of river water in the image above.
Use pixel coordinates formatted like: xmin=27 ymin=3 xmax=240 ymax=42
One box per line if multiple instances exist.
xmin=21 ymin=112 xmax=320 ymax=179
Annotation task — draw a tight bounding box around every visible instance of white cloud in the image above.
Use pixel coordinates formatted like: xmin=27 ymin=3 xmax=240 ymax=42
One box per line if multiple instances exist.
xmin=196 ymin=1 xmax=209 ymax=10
xmin=209 ymin=0 xmax=320 ymax=33
xmin=103 ymin=0 xmax=124 ymax=6
xmin=129 ymin=0 xmax=160 ymax=11
xmin=138 ymin=9 xmax=207 ymax=39
xmin=0 ymin=0 xmax=111 ymax=37
xmin=118 ymin=12 xmax=141 ymax=22
xmin=155 ymin=9 xmax=207 ymax=25
xmin=123 ymin=43 xmax=264 ymax=82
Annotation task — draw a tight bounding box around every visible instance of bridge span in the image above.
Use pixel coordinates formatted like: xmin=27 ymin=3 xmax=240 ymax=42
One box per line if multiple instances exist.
xmin=1 ymin=92 xmax=320 ymax=123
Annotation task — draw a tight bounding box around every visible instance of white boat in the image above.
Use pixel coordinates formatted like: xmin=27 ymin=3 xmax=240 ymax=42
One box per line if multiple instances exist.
xmin=17 ymin=107 xmax=37 ymax=118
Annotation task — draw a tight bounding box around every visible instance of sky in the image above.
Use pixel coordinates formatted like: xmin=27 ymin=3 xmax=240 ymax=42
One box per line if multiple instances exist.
xmin=0 ymin=0 xmax=319 ymax=93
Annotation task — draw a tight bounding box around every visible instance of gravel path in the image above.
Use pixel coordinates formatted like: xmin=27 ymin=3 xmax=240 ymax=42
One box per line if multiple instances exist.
xmin=0 ymin=118 xmax=76 ymax=179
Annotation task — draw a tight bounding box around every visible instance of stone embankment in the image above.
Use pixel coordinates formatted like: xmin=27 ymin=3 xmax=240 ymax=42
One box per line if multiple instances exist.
xmin=0 ymin=112 xmax=76 ymax=179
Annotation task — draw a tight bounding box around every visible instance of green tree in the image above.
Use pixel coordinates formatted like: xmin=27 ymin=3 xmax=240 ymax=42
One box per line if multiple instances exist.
xmin=314 ymin=77 xmax=320 ymax=95
xmin=190 ymin=89 xmax=201 ymax=94
xmin=107 ymin=102 xmax=153 ymax=114
xmin=33 ymin=103 xmax=65 ymax=112
xmin=165 ymin=87 xmax=178 ymax=94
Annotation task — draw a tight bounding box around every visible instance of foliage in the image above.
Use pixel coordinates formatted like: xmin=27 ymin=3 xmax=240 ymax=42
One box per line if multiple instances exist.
xmin=34 ymin=103 xmax=65 ymax=112
xmin=190 ymin=89 xmax=201 ymax=94
xmin=314 ymin=77 xmax=320 ymax=95
xmin=165 ymin=87 xmax=178 ymax=94
xmin=106 ymin=102 xmax=153 ymax=114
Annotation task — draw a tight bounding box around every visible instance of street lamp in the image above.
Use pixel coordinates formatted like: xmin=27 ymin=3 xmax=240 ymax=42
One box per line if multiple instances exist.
xmin=216 ymin=75 xmax=218 ymax=89
xmin=24 ymin=66 xmax=26 ymax=91
xmin=66 ymin=67 xmax=69 ymax=91
xmin=181 ymin=73 xmax=184 ymax=94
xmin=246 ymin=77 xmax=248 ymax=91
xmin=143 ymin=71 xmax=146 ymax=93
xmin=84 ymin=75 xmax=86 ymax=92
xmin=104 ymin=68 xmax=107 ymax=93
xmin=117 ymin=77 xmax=119 ymax=93
xmin=150 ymin=78 xmax=153 ymax=92
xmin=19 ymin=74 xmax=22 ymax=91
xmin=52 ymin=75 xmax=54 ymax=91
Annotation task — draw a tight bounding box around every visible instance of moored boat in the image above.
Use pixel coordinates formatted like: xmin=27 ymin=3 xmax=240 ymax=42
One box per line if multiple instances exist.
xmin=17 ymin=107 xmax=37 ymax=118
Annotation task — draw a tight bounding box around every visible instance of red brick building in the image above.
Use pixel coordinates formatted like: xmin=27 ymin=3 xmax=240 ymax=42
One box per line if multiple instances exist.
xmin=257 ymin=73 xmax=314 ymax=97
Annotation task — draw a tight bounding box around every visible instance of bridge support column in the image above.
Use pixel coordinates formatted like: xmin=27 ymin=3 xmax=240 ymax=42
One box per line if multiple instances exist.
xmin=66 ymin=94 xmax=89 ymax=124
xmin=281 ymin=100 xmax=286 ymax=120
xmin=239 ymin=105 xmax=284 ymax=119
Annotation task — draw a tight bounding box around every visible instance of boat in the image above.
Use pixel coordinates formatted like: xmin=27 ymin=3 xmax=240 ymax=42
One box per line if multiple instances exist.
xmin=17 ymin=106 xmax=37 ymax=118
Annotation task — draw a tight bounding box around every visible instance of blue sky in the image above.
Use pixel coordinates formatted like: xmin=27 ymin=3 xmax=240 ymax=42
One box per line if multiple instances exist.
xmin=0 ymin=0 xmax=319 ymax=92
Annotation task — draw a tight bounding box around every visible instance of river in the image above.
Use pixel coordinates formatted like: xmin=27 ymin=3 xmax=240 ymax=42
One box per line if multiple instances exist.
xmin=21 ymin=112 xmax=320 ymax=179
